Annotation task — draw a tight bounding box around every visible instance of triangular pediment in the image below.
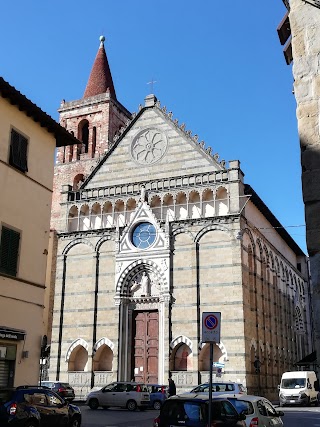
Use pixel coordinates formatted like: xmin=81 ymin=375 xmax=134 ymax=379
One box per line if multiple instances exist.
xmin=81 ymin=97 xmax=225 ymax=189
xmin=119 ymin=201 xmax=167 ymax=254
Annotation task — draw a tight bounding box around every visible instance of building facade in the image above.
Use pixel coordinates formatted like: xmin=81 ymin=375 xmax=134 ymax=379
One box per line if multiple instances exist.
xmin=49 ymin=37 xmax=313 ymax=401
xmin=0 ymin=77 xmax=78 ymax=386
xmin=278 ymin=0 xmax=320 ymax=374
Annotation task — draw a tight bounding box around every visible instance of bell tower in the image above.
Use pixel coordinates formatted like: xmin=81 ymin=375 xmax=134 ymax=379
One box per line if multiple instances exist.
xmin=51 ymin=36 xmax=131 ymax=229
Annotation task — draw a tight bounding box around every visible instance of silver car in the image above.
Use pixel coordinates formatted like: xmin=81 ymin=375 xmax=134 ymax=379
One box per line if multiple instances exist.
xmin=189 ymin=382 xmax=247 ymax=395
xmin=219 ymin=394 xmax=284 ymax=427
xmin=85 ymin=381 xmax=150 ymax=411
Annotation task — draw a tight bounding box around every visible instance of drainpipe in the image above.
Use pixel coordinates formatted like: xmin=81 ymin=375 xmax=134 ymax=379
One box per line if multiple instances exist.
xmin=56 ymin=255 xmax=67 ymax=380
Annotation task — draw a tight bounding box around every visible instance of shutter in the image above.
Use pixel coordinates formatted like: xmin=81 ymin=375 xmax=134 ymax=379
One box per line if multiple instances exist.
xmin=0 ymin=227 xmax=20 ymax=276
xmin=9 ymin=130 xmax=20 ymax=167
xmin=9 ymin=130 xmax=28 ymax=172
xmin=19 ymin=135 xmax=28 ymax=172
xmin=0 ymin=360 xmax=9 ymax=387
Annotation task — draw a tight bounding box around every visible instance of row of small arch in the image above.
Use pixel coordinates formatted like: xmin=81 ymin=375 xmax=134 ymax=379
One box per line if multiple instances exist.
xmin=67 ymin=187 xmax=229 ymax=232
xmin=243 ymin=228 xmax=306 ymax=297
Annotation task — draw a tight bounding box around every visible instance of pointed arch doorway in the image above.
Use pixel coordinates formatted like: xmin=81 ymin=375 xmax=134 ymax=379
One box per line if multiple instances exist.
xmin=132 ymin=310 xmax=159 ymax=383
xmin=116 ymin=262 xmax=168 ymax=384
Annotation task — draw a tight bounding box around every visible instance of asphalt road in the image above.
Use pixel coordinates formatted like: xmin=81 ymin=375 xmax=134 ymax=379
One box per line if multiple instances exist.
xmin=79 ymin=404 xmax=320 ymax=427
xmin=280 ymin=406 xmax=320 ymax=427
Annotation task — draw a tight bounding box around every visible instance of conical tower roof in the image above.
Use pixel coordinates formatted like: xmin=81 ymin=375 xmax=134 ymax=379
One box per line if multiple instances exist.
xmin=83 ymin=36 xmax=116 ymax=99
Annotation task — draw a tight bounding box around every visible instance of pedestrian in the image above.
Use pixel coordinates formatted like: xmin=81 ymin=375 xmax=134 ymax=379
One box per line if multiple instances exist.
xmin=168 ymin=377 xmax=176 ymax=397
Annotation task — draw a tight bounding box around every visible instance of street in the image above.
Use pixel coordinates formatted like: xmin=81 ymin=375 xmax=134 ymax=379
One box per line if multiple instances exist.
xmin=79 ymin=404 xmax=320 ymax=427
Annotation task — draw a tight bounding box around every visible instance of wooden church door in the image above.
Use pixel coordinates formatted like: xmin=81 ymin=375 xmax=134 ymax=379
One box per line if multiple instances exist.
xmin=132 ymin=311 xmax=159 ymax=383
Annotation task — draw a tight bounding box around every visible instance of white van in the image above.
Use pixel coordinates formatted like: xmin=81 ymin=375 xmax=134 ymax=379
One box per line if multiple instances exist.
xmin=279 ymin=371 xmax=319 ymax=407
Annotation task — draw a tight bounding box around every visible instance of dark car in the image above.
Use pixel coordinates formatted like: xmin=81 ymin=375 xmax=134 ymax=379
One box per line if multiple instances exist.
xmin=153 ymin=394 xmax=246 ymax=427
xmin=0 ymin=385 xmax=81 ymax=426
xmin=144 ymin=384 xmax=168 ymax=410
xmin=41 ymin=380 xmax=75 ymax=401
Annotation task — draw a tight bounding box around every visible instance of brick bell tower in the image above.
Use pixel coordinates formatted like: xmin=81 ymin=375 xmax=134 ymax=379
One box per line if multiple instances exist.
xmin=51 ymin=35 xmax=132 ymax=230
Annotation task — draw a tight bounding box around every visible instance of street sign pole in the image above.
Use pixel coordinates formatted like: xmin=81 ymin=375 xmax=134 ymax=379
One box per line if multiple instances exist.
xmin=202 ymin=312 xmax=221 ymax=427
xmin=208 ymin=342 xmax=213 ymax=427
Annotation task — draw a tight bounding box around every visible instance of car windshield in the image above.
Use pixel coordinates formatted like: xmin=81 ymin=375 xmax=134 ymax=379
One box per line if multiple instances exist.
xmin=281 ymin=378 xmax=306 ymax=389
xmin=227 ymin=398 xmax=254 ymax=415
xmin=162 ymin=401 xmax=205 ymax=422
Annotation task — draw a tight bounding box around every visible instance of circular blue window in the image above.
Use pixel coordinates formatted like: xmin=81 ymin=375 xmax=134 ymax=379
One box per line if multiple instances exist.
xmin=132 ymin=222 xmax=156 ymax=249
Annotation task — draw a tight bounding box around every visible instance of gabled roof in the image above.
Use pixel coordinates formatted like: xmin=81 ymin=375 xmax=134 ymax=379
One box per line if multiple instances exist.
xmin=83 ymin=36 xmax=116 ymax=99
xmin=244 ymin=184 xmax=305 ymax=256
xmin=0 ymin=77 xmax=80 ymax=147
xmin=81 ymin=94 xmax=225 ymax=187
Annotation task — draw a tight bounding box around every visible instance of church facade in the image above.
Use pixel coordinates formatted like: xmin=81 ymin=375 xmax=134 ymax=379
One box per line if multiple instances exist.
xmin=48 ymin=37 xmax=313 ymax=400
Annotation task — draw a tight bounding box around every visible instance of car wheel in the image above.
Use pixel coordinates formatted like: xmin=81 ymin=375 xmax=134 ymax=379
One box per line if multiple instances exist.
xmin=88 ymin=398 xmax=99 ymax=410
xmin=102 ymin=406 xmax=109 ymax=410
xmin=70 ymin=415 xmax=81 ymax=427
xmin=126 ymin=399 xmax=137 ymax=411
xmin=153 ymin=400 xmax=162 ymax=410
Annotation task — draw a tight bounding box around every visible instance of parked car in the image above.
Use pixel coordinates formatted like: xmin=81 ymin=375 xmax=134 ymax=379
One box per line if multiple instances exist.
xmin=188 ymin=381 xmax=247 ymax=395
xmin=219 ymin=393 xmax=284 ymax=427
xmin=144 ymin=384 xmax=168 ymax=409
xmin=0 ymin=385 xmax=81 ymax=426
xmin=153 ymin=394 xmax=246 ymax=427
xmin=86 ymin=381 xmax=150 ymax=411
xmin=41 ymin=380 xmax=75 ymax=401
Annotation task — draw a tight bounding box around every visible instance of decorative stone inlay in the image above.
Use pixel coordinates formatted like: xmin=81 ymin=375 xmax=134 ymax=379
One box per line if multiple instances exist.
xmin=131 ymin=128 xmax=167 ymax=165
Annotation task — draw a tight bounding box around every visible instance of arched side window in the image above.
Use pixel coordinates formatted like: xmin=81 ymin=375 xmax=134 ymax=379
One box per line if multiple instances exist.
xmin=102 ymin=202 xmax=113 ymax=228
xmin=163 ymin=194 xmax=174 ymax=222
xmin=176 ymin=192 xmax=187 ymax=220
xmin=173 ymin=343 xmax=192 ymax=371
xmin=114 ymin=200 xmax=125 ymax=227
xmin=91 ymin=203 xmax=102 ymax=229
xmin=198 ymin=343 xmax=223 ymax=371
xmin=68 ymin=345 xmax=88 ymax=372
xmin=79 ymin=205 xmax=90 ymax=231
xmin=189 ymin=190 xmax=200 ymax=219
xmin=93 ymin=344 xmax=113 ymax=371
xmin=215 ymin=187 xmax=228 ymax=215
xmin=203 ymin=189 xmax=214 ymax=217
xmin=68 ymin=206 xmax=78 ymax=232
xmin=150 ymin=195 xmax=161 ymax=220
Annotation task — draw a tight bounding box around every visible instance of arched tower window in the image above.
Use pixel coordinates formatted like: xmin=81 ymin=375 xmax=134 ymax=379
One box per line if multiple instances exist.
xmin=78 ymin=120 xmax=89 ymax=154
xmin=92 ymin=126 xmax=97 ymax=158
xmin=73 ymin=174 xmax=85 ymax=191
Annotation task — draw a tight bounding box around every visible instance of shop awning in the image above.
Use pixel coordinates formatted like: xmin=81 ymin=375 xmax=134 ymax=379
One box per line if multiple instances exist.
xmin=0 ymin=327 xmax=26 ymax=341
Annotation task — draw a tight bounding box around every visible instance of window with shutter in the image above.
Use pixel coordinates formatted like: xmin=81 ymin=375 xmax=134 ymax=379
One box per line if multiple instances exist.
xmin=9 ymin=129 xmax=28 ymax=172
xmin=0 ymin=226 xmax=20 ymax=277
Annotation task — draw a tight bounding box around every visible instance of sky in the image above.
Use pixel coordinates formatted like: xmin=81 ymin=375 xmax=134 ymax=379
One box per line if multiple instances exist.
xmin=0 ymin=0 xmax=307 ymax=252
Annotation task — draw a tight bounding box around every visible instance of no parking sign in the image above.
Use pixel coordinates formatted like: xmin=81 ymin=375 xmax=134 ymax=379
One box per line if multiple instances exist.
xmin=202 ymin=312 xmax=221 ymax=343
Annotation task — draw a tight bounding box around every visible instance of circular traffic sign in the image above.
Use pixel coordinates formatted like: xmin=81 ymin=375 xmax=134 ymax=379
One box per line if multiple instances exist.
xmin=204 ymin=314 xmax=218 ymax=330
